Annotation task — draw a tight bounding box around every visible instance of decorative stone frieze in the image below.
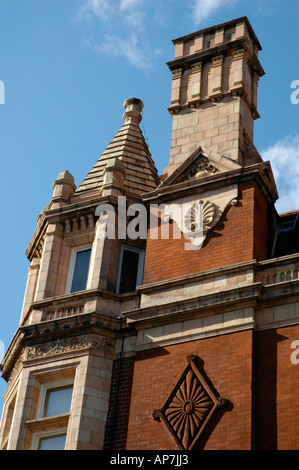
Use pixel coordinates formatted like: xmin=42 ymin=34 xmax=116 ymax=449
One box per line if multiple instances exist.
xmin=24 ymin=334 xmax=115 ymax=360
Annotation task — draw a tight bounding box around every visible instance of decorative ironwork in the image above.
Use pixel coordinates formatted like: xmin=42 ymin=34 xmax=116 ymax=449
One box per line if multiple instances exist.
xmin=153 ymin=354 xmax=226 ymax=450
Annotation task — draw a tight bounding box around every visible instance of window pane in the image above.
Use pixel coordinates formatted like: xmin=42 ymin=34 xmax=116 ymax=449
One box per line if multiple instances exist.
xmin=71 ymin=249 xmax=91 ymax=293
xmin=39 ymin=434 xmax=66 ymax=450
xmin=119 ymin=249 xmax=140 ymax=294
xmin=43 ymin=385 xmax=73 ymax=417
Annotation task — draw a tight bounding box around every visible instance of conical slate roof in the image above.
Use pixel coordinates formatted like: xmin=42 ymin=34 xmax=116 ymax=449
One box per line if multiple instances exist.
xmin=75 ymin=98 xmax=160 ymax=196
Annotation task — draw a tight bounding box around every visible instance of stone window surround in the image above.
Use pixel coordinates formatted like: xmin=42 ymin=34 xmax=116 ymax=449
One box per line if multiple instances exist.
xmin=24 ymin=365 xmax=77 ymax=450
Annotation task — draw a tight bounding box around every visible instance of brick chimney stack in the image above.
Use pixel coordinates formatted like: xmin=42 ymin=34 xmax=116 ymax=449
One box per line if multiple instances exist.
xmin=164 ymin=17 xmax=265 ymax=176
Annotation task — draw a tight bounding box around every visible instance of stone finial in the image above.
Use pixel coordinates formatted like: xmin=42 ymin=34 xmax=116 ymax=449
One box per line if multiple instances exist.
xmin=53 ymin=170 xmax=76 ymax=189
xmin=123 ymin=97 xmax=144 ymax=124
xmin=51 ymin=170 xmax=76 ymax=207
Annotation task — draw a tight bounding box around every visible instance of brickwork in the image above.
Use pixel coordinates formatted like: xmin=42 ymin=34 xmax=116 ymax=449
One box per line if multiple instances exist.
xmin=126 ymin=330 xmax=254 ymax=450
xmin=255 ymin=325 xmax=299 ymax=450
xmin=104 ymin=355 xmax=135 ymax=450
xmin=143 ymin=181 xmax=268 ymax=285
xmin=253 ymin=182 xmax=268 ymax=261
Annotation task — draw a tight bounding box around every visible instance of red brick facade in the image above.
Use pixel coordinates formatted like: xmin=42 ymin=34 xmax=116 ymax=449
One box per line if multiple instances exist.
xmin=104 ymin=326 xmax=299 ymax=450
xmin=143 ymin=182 xmax=268 ymax=285
xmin=255 ymin=325 xmax=299 ymax=450
xmin=126 ymin=330 xmax=254 ymax=450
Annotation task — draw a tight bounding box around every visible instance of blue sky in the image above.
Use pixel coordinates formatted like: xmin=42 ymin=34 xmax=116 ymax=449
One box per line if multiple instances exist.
xmin=0 ymin=0 xmax=298 ymax=413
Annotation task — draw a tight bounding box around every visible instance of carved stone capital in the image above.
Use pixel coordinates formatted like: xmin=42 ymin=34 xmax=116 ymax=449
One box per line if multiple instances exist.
xmin=191 ymin=62 xmax=202 ymax=72
xmin=233 ymin=49 xmax=247 ymax=61
xmin=172 ymin=68 xmax=183 ymax=79
xmin=212 ymin=55 xmax=224 ymax=66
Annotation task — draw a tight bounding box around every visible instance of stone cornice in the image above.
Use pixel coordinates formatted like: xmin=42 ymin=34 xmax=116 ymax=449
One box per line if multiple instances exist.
xmin=21 ymin=288 xmax=139 ymax=327
xmin=124 ymin=282 xmax=262 ymax=328
xmin=25 ymin=214 xmax=47 ymax=261
xmin=137 ymin=259 xmax=257 ymax=294
xmin=142 ymin=162 xmax=278 ymax=205
xmin=0 ymin=310 xmax=134 ymax=382
xmin=167 ymin=37 xmax=264 ymax=78
xmin=25 ymin=193 xmax=143 ymax=261
xmin=172 ymin=16 xmax=262 ymax=51
xmin=137 ymin=254 xmax=299 ymax=296
xmin=258 ymin=252 xmax=299 ymax=269
xmin=126 ymin=278 xmax=299 ymax=330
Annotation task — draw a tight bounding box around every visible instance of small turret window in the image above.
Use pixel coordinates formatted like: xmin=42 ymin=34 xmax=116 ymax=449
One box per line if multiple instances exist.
xmin=66 ymin=245 xmax=92 ymax=294
xmin=117 ymin=246 xmax=145 ymax=294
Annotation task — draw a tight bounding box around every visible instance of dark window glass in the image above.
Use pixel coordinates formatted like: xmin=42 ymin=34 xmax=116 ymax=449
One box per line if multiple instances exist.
xmin=118 ymin=249 xmax=140 ymax=294
xmin=71 ymin=249 xmax=91 ymax=293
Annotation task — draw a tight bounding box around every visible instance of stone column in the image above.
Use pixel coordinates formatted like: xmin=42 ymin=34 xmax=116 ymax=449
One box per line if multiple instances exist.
xmin=189 ymin=62 xmax=202 ymax=105
xmin=211 ymin=55 xmax=224 ymax=99
xmin=232 ymin=49 xmax=247 ymax=92
xmin=170 ymin=68 xmax=183 ymax=109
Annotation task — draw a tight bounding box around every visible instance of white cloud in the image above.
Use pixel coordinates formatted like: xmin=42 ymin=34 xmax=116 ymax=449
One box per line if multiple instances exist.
xmin=119 ymin=0 xmax=143 ymax=11
xmin=78 ymin=0 xmax=142 ymax=20
xmin=77 ymin=0 xmax=111 ymax=21
xmin=95 ymin=34 xmax=153 ymax=72
xmin=191 ymin=0 xmax=238 ymax=25
xmin=78 ymin=0 xmax=241 ymax=70
xmin=123 ymin=11 xmax=146 ymax=30
xmin=261 ymin=135 xmax=299 ymax=213
xmin=77 ymin=0 xmax=159 ymax=70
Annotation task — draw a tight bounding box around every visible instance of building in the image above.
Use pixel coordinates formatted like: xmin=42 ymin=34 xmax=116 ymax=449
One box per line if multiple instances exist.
xmin=1 ymin=16 xmax=299 ymax=451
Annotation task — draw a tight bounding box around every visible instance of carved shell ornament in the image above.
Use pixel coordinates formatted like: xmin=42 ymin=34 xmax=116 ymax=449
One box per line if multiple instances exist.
xmin=184 ymin=200 xmax=216 ymax=232
xmin=164 ymin=194 xmax=237 ymax=249
xmin=164 ymin=199 xmax=217 ymax=249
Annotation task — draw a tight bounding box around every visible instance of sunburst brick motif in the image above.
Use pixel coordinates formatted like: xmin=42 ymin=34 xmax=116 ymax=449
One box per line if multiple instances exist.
xmin=153 ymin=355 xmax=226 ymax=450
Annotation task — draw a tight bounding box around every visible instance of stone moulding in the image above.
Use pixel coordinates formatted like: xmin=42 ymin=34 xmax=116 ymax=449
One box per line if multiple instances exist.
xmin=23 ymin=334 xmax=115 ymax=360
xmin=153 ymin=354 xmax=227 ymax=450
